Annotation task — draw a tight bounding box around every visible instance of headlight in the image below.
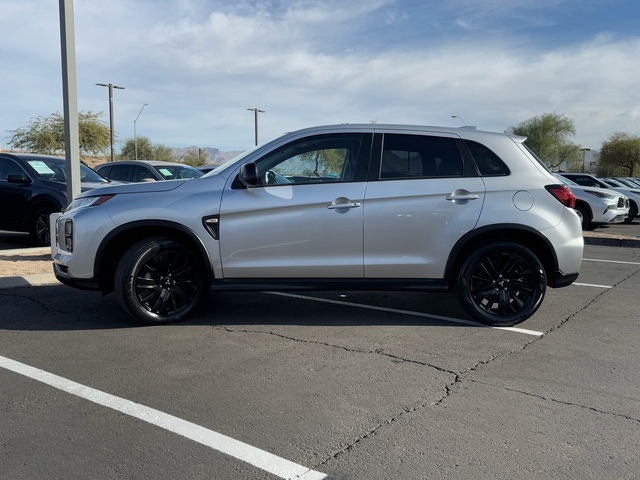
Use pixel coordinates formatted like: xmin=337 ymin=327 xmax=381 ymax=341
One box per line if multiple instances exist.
xmin=65 ymin=194 xmax=114 ymax=212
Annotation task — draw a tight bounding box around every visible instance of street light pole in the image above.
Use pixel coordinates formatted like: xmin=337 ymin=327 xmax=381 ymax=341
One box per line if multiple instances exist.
xmin=580 ymin=148 xmax=591 ymax=173
xmin=247 ymin=108 xmax=265 ymax=146
xmin=134 ymin=103 xmax=148 ymax=160
xmin=451 ymin=115 xmax=467 ymax=126
xmin=96 ymin=83 xmax=125 ymax=161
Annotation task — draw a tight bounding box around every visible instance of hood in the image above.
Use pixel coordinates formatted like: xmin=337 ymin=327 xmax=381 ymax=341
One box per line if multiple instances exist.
xmin=76 ymin=178 xmax=188 ymax=197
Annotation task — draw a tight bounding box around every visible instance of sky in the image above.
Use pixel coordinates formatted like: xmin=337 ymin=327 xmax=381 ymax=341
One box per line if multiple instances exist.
xmin=2 ymin=0 xmax=640 ymax=154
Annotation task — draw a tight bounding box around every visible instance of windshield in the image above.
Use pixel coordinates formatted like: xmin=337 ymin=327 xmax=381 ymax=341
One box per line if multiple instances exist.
xmin=154 ymin=165 xmax=203 ymax=180
xmin=208 ymin=146 xmax=259 ymax=176
xmin=26 ymin=158 xmax=109 ymax=183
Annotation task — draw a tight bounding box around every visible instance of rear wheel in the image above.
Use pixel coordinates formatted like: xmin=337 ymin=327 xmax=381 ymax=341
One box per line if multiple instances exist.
xmin=115 ymin=237 xmax=208 ymax=325
xmin=455 ymin=242 xmax=546 ymax=326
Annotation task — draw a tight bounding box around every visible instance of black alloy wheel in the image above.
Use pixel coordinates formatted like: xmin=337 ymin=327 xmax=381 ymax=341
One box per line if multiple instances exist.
xmin=456 ymin=242 xmax=546 ymax=327
xmin=115 ymin=237 xmax=208 ymax=324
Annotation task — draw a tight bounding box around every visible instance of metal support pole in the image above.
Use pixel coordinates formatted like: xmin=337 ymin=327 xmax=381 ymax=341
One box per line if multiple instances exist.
xmin=59 ymin=0 xmax=81 ymax=204
xmin=134 ymin=103 xmax=148 ymax=160
xmin=96 ymin=83 xmax=125 ymax=161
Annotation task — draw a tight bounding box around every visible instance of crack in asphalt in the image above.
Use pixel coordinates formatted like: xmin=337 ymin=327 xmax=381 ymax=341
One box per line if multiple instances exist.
xmin=468 ymin=379 xmax=640 ymax=423
xmin=212 ymin=267 xmax=640 ymax=471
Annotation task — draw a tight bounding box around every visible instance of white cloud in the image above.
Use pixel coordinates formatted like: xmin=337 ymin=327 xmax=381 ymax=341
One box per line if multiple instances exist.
xmin=1 ymin=0 xmax=640 ymax=153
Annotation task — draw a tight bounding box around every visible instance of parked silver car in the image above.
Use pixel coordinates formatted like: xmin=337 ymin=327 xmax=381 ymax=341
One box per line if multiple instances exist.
xmin=553 ymin=174 xmax=629 ymax=229
xmin=51 ymin=124 xmax=583 ymax=327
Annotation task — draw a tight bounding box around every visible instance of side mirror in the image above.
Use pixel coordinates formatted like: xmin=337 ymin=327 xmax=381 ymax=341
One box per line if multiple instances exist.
xmin=7 ymin=174 xmax=31 ymax=185
xmin=239 ymin=163 xmax=259 ymax=188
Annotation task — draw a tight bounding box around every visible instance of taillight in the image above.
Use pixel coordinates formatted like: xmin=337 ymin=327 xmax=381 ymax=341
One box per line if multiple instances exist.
xmin=545 ymin=184 xmax=576 ymax=208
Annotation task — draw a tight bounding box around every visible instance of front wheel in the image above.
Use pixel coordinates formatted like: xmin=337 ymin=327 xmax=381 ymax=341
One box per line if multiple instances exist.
xmin=30 ymin=205 xmax=57 ymax=245
xmin=455 ymin=242 xmax=546 ymax=327
xmin=115 ymin=237 xmax=208 ymax=325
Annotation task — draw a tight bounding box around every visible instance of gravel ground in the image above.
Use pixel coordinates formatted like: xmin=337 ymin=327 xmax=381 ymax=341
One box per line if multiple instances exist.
xmin=0 ymin=248 xmax=53 ymax=277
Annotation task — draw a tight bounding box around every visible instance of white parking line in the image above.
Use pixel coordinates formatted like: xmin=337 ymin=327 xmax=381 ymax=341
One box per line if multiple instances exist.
xmin=583 ymin=258 xmax=640 ymax=266
xmin=573 ymin=282 xmax=613 ymax=289
xmin=0 ymin=355 xmax=327 ymax=480
xmin=267 ymin=292 xmax=544 ymax=337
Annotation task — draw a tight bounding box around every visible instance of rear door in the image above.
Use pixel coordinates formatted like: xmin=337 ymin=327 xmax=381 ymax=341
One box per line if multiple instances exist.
xmin=363 ymin=132 xmax=485 ymax=279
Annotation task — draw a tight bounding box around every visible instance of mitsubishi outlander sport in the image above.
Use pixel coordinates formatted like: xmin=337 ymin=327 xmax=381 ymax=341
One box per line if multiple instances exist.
xmin=51 ymin=124 xmax=583 ymax=327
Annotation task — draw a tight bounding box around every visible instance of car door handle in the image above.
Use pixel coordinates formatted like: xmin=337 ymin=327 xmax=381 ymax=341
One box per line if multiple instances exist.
xmin=446 ymin=190 xmax=479 ymax=202
xmin=327 ymin=202 xmax=361 ymax=209
xmin=327 ymin=198 xmax=361 ymax=210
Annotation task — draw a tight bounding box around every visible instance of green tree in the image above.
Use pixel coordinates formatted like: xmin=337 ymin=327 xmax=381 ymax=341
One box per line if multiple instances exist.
xmin=119 ymin=136 xmax=155 ymax=160
xmin=119 ymin=136 xmax=176 ymax=162
xmin=153 ymin=144 xmax=176 ymax=162
xmin=9 ymin=111 xmax=110 ymax=156
xmin=506 ymin=113 xmax=582 ymax=170
xmin=596 ymin=132 xmax=640 ymax=177
xmin=182 ymin=148 xmax=210 ymax=167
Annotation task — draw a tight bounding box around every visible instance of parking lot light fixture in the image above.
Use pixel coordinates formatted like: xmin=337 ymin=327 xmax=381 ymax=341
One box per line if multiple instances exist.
xmin=96 ymin=83 xmax=125 ymax=162
xmin=247 ymin=108 xmax=265 ymax=146
xmin=451 ymin=115 xmax=467 ymax=126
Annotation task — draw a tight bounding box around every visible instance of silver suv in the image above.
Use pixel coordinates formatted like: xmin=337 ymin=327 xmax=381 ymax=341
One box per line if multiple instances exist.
xmin=51 ymin=124 xmax=583 ymax=327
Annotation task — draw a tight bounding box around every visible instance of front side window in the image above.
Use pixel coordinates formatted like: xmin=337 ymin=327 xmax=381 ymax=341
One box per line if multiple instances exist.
xmin=256 ymin=134 xmax=363 ymax=185
xmin=0 ymin=158 xmax=28 ymax=182
xmin=380 ymin=134 xmax=462 ymax=179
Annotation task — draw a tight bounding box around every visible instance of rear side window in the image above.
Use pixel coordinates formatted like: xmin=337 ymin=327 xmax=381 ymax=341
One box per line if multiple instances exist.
xmin=380 ymin=134 xmax=462 ymax=179
xmin=464 ymin=140 xmax=510 ymax=176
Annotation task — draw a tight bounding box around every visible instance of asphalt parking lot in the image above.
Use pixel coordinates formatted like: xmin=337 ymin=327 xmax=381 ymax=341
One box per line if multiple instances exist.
xmin=1 ymin=232 xmax=639 ymax=479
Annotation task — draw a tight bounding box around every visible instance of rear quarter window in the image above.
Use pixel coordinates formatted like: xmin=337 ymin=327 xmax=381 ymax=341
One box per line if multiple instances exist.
xmin=464 ymin=140 xmax=510 ymax=176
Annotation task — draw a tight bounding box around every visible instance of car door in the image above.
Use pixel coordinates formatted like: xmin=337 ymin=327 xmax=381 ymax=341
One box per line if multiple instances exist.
xmin=219 ymin=133 xmax=370 ymax=278
xmin=364 ymin=132 xmax=485 ymax=279
xmin=0 ymin=157 xmax=31 ymax=229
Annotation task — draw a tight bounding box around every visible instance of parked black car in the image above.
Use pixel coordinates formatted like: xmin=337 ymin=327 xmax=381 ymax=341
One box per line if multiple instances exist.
xmin=0 ymin=152 xmax=110 ymax=245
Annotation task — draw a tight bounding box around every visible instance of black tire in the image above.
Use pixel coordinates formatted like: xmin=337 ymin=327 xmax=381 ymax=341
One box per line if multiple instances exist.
xmin=29 ymin=204 xmax=57 ymax=246
xmin=575 ymin=204 xmax=592 ymax=230
xmin=115 ymin=237 xmax=208 ymax=325
xmin=624 ymin=202 xmax=637 ymax=224
xmin=455 ymin=242 xmax=547 ymax=327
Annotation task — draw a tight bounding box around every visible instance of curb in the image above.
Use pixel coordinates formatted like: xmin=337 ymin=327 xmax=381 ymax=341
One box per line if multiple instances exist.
xmin=583 ymin=236 xmax=640 ymax=248
xmin=0 ymin=273 xmax=59 ymax=290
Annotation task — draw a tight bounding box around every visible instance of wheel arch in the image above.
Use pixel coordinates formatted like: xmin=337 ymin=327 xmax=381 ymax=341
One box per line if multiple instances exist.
xmin=445 ymin=224 xmax=558 ymax=288
xmin=94 ymin=220 xmax=214 ymax=294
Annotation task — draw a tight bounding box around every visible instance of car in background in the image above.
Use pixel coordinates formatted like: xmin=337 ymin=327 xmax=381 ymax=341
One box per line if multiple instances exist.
xmin=552 ymin=174 xmax=628 ymax=230
xmin=95 ymin=160 xmax=203 ymax=183
xmin=558 ymin=172 xmax=640 ymax=224
xmin=0 ymin=152 xmax=111 ymax=245
xmin=52 ymin=124 xmax=583 ymax=328
xmin=602 ymin=177 xmax=640 ymax=189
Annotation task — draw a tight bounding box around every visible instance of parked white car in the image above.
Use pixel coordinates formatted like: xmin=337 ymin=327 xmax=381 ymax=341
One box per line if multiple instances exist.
xmin=51 ymin=124 xmax=583 ymax=327
xmin=553 ymin=174 xmax=629 ymax=229
xmin=559 ymin=173 xmax=640 ymax=223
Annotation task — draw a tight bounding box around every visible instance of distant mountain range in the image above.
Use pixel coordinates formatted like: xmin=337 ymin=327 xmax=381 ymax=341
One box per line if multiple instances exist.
xmin=171 ymin=146 xmax=244 ymax=165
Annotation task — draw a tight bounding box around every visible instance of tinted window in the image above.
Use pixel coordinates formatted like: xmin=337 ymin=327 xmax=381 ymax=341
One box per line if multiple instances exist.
xmin=464 ymin=140 xmax=510 ymax=176
xmin=0 ymin=158 xmax=27 ymax=181
xmin=380 ymin=134 xmax=462 ymax=179
xmin=109 ymin=165 xmax=132 ymax=182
